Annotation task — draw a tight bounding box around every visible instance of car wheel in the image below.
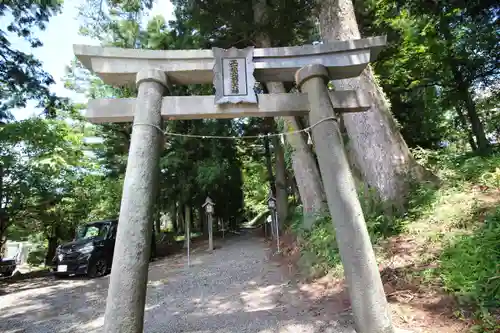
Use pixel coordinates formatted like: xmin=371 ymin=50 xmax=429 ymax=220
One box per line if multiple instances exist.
xmin=88 ymin=258 xmax=108 ymax=278
xmin=1 ymin=269 xmax=14 ymax=277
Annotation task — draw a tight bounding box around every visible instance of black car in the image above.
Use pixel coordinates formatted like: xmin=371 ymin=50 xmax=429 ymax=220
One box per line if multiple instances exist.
xmin=52 ymin=219 xmax=118 ymax=278
xmin=0 ymin=257 xmax=16 ymax=277
xmin=52 ymin=219 xmax=158 ymax=278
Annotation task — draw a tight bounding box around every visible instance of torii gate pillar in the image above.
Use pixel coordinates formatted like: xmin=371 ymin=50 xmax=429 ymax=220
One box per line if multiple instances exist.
xmin=296 ymin=64 xmax=393 ymax=333
xmin=103 ymin=69 xmax=167 ymax=333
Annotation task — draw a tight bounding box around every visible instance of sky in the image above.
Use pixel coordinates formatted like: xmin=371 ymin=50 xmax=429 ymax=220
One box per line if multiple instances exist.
xmin=11 ymin=0 xmax=175 ymax=121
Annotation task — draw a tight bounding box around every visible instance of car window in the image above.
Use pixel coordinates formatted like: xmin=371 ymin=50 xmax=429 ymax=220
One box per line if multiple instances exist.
xmin=85 ymin=226 xmax=100 ymax=238
xmin=76 ymin=223 xmax=110 ymax=240
xmin=109 ymin=225 xmax=117 ymax=239
xmin=101 ymin=225 xmax=109 ymax=238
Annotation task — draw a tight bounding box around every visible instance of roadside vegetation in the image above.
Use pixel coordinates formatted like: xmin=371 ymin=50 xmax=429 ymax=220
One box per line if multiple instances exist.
xmin=288 ymin=148 xmax=500 ymax=332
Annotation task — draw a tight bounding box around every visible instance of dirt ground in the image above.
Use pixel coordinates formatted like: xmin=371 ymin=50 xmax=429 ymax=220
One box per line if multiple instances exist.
xmin=1 ymin=231 xmax=357 ymax=333
xmin=273 ymin=233 xmax=471 ymax=333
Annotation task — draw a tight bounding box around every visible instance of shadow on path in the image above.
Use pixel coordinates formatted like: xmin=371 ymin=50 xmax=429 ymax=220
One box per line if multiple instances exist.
xmin=0 ymin=231 xmax=356 ymax=333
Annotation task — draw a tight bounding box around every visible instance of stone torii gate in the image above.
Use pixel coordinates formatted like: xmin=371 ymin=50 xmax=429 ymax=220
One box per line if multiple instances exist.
xmin=74 ymin=36 xmax=394 ymax=333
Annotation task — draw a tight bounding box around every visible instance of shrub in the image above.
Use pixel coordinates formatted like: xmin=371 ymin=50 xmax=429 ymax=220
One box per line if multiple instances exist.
xmin=412 ymin=147 xmax=500 ymax=186
xmin=438 ymin=207 xmax=500 ymax=332
xmin=292 ymin=212 xmax=342 ymax=278
xmin=27 ymin=245 xmax=46 ymax=266
xmin=289 ymin=189 xmax=409 ymax=278
xmin=480 ymin=167 xmax=500 ymax=189
xmin=289 ymin=149 xmax=500 ymax=331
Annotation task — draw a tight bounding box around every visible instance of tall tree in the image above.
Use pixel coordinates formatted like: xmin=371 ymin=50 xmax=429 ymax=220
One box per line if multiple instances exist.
xmin=0 ymin=0 xmax=65 ymax=120
xmin=252 ymin=0 xmax=326 ymax=228
xmin=316 ymin=0 xmax=435 ymax=206
xmin=76 ymin=1 xmax=247 ymax=234
xmin=355 ymin=0 xmax=498 ymax=153
xmin=0 ymin=115 xmax=95 ymax=262
xmin=173 ymin=0 xmax=327 ymax=228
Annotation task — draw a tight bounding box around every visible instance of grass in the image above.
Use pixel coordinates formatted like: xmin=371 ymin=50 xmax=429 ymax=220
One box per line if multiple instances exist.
xmin=172 ymin=232 xmax=202 ymax=242
xmin=439 ymin=208 xmax=499 ymax=307
xmin=288 ymin=148 xmax=500 ymax=332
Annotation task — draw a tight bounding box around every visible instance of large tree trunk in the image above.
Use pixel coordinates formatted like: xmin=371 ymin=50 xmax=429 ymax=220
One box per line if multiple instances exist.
xmin=263 ymin=136 xmax=276 ymax=194
xmin=455 ymin=105 xmax=478 ymax=151
xmin=190 ymin=206 xmax=196 ymax=232
xmin=453 ymin=69 xmax=489 ymax=153
xmin=155 ymin=218 xmax=161 ymax=234
xmin=317 ymin=0 xmax=434 ymax=205
xmin=264 ymin=117 xmax=289 ymax=227
xmin=254 ymin=0 xmax=327 ymax=229
xmin=178 ymin=202 xmax=185 ymax=234
xmin=284 ymin=116 xmax=329 ymax=227
xmin=271 ymin=134 xmax=289 ymax=228
xmin=438 ymin=20 xmax=489 ymax=153
xmin=200 ymin=207 xmax=208 ymax=239
xmin=45 ymin=236 xmax=58 ymax=266
xmin=171 ymin=203 xmax=178 ymax=234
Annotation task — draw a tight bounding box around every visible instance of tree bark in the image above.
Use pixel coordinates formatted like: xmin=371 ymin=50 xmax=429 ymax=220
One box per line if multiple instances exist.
xmin=271 ymin=134 xmax=288 ymax=228
xmin=45 ymin=236 xmax=58 ymax=266
xmin=317 ymin=0 xmax=434 ymax=204
xmin=264 ymin=116 xmax=289 ymax=228
xmin=155 ymin=218 xmax=161 ymax=234
xmin=190 ymin=206 xmax=195 ymax=231
xmin=438 ymin=19 xmax=489 ymax=153
xmin=253 ymin=0 xmax=327 ymax=229
xmin=178 ymin=203 xmax=185 ymax=234
xmin=452 ymin=69 xmax=489 ymax=153
xmin=263 ymin=136 xmax=276 ymax=195
xmin=455 ymin=105 xmax=478 ymax=151
xmin=200 ymin=207 xmax=208 ymax=238
xmin=171 ymin=203 xmax=178 ymax=234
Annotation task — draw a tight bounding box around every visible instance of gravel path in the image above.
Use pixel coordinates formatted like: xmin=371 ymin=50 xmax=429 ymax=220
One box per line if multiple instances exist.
xmin=0 ymin=232 xmax=356 ymax=333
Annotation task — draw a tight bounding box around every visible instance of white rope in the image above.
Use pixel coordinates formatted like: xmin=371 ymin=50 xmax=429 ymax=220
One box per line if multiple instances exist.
xmin=132 ymin=123 xmax=165 ymax=134
xmin=132 ymin=116 xmax=337 ymax=140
